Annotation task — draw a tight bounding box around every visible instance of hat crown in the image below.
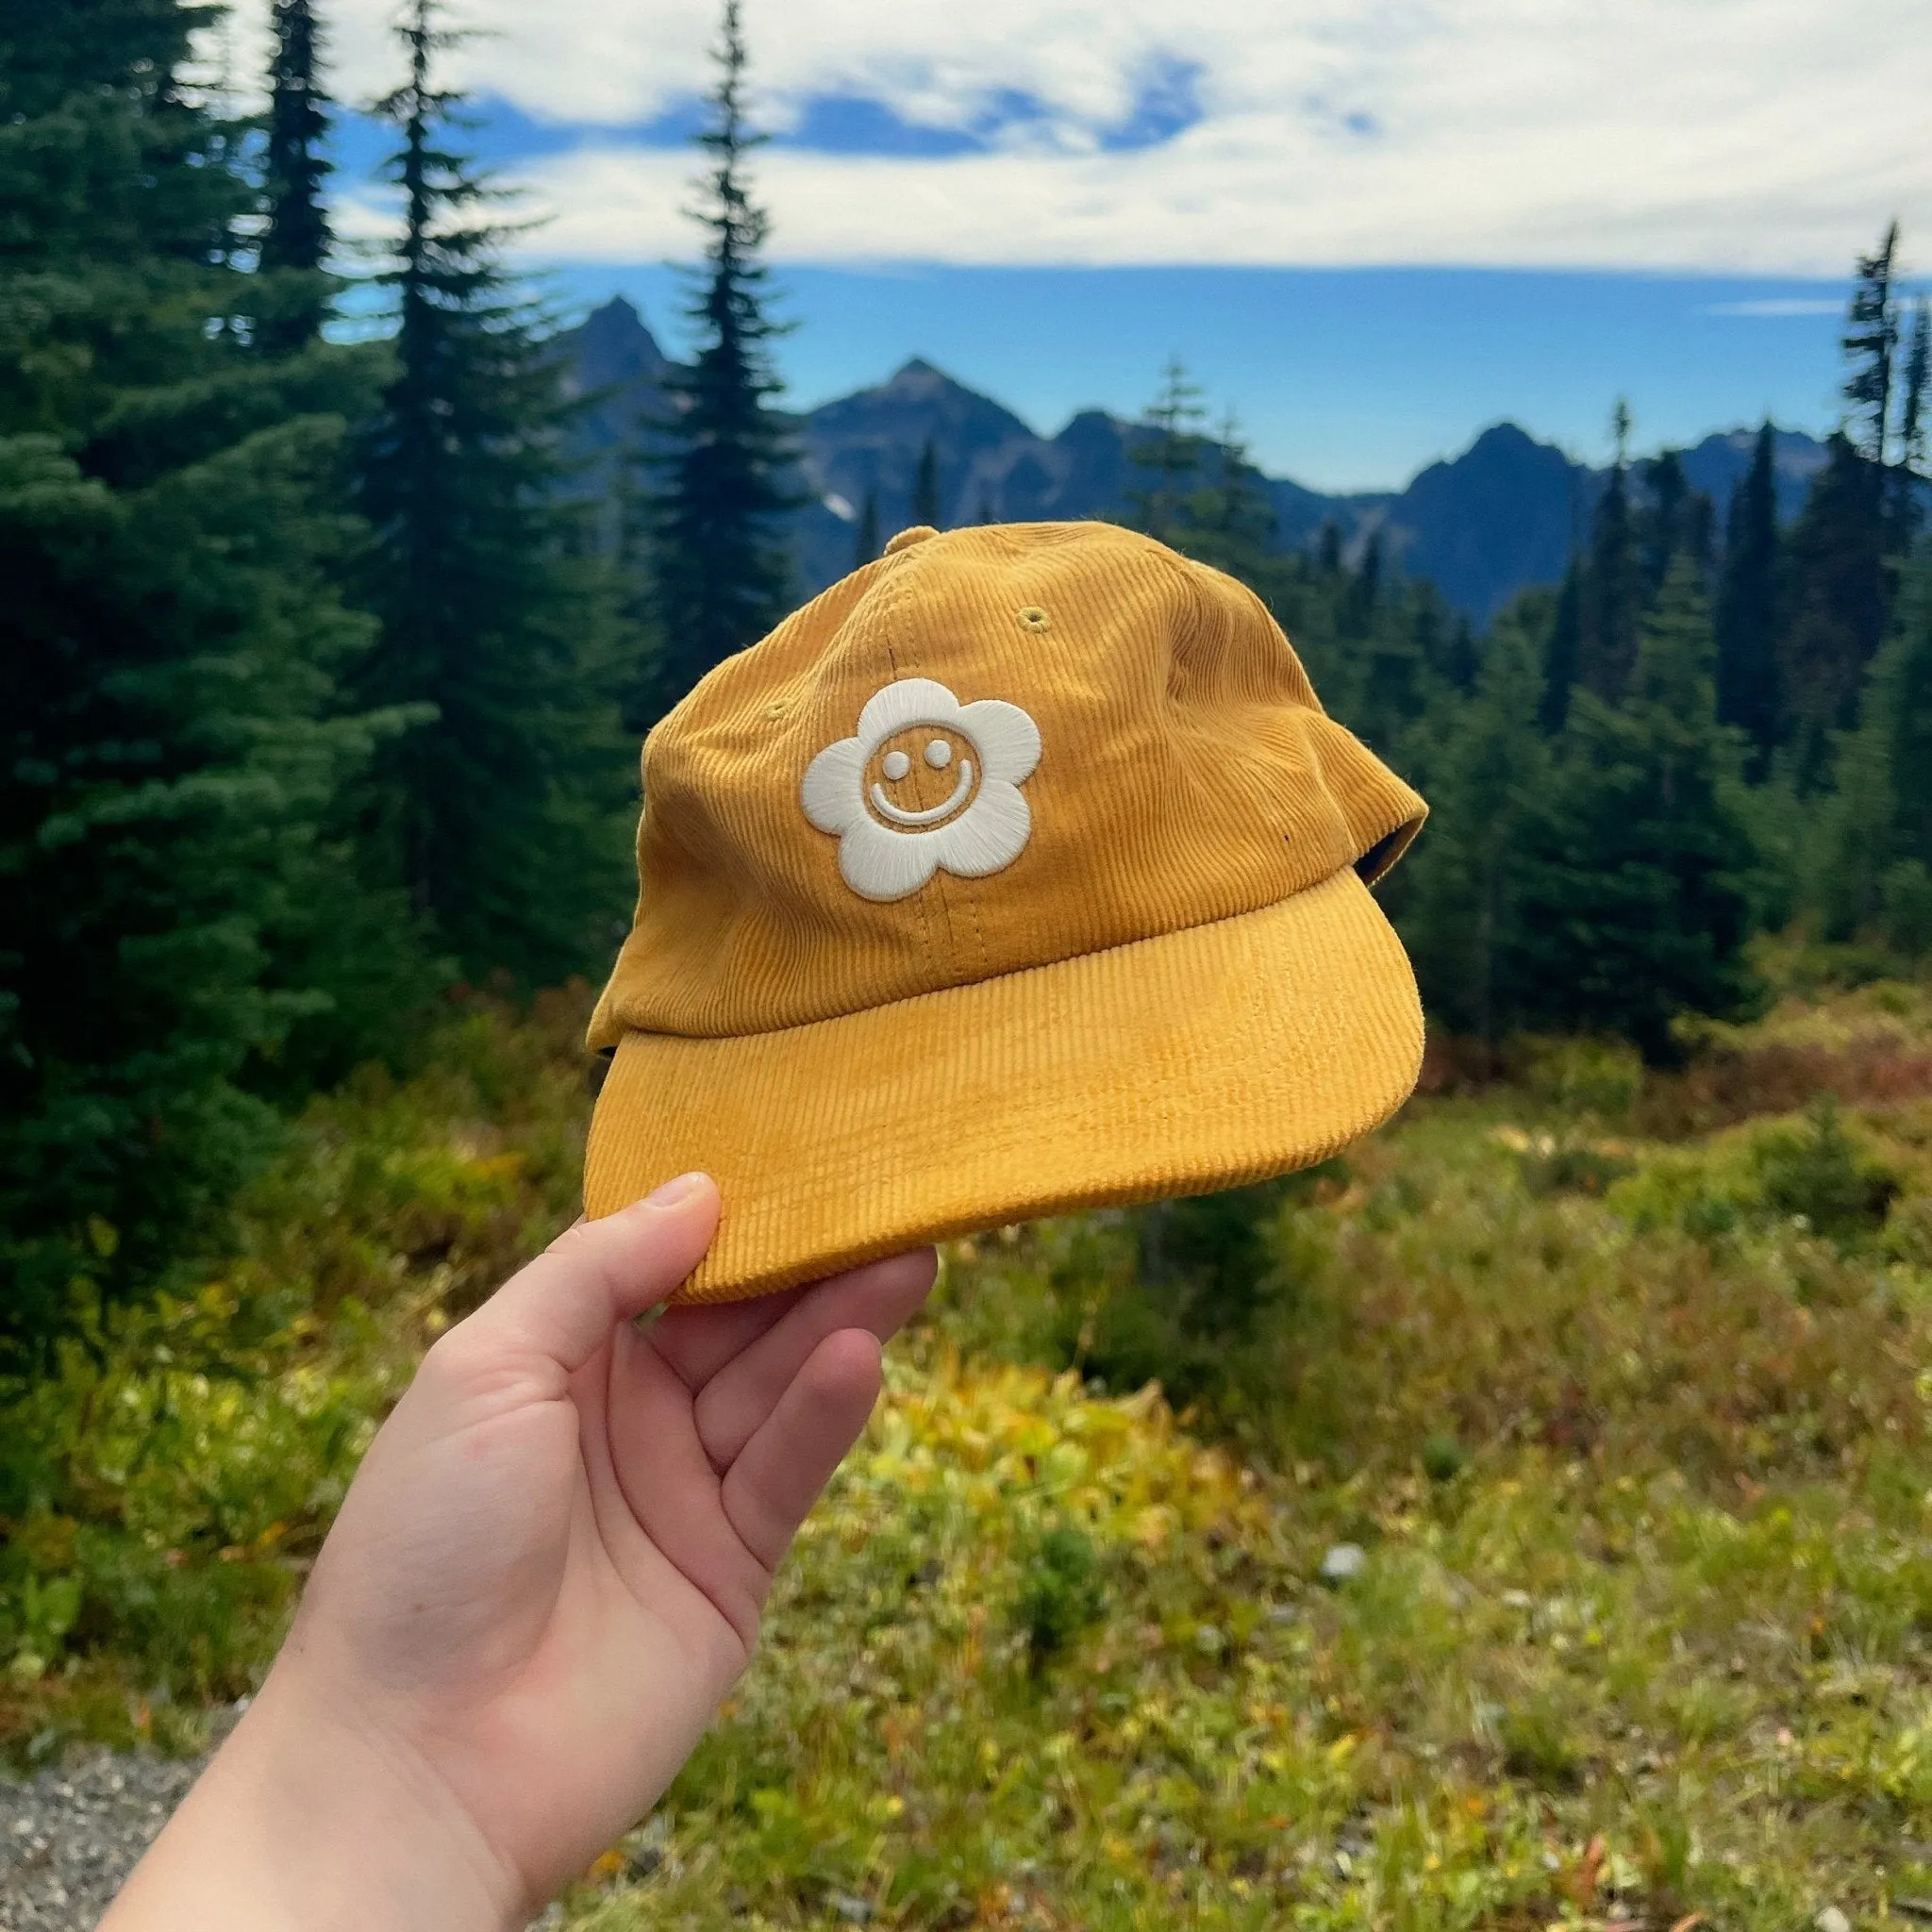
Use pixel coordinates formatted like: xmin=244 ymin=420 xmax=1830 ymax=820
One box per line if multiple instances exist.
xmin=591 ymin=522 xmax=1422 ymax=1046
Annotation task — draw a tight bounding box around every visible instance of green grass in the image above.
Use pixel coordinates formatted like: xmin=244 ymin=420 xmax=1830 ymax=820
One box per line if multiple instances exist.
xmin=8 ymin=969 xmax=1932 ymax=1926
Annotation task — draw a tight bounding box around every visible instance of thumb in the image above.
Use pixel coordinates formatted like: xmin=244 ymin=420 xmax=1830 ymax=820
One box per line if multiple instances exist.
xmin=462 ymin=1174 xmax=721 ymax=1376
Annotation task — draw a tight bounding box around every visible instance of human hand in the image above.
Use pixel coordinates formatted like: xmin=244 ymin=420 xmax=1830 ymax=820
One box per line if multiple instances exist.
xmin=105 ymin=1175 xmax=936 ymax=1931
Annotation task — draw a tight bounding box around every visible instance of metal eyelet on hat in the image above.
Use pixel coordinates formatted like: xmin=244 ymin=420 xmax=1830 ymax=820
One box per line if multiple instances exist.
xmin=1017 ymin=607 xmax=1051 ymax=633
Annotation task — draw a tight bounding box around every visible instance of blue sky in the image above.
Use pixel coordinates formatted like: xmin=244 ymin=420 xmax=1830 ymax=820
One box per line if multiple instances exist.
xmin=237 ymin=0 xmax=1931 ymax=490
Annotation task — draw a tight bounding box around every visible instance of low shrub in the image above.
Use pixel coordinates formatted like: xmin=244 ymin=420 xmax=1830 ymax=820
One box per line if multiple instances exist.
xmin=1009 ymin=1523 xmax=1105 ymax=1674
xmin=1752 ymin=1095 xmax=1900 ymax=1242
xmin=1609 ymin=1094 xmax=1904 ymax=1253
xmin=1514 ymin=1033 xmax=1646 ymax=1124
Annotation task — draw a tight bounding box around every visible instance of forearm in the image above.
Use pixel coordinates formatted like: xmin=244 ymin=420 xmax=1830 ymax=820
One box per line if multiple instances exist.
xmin=101 ymin=1666 xmax=525 ymax=1932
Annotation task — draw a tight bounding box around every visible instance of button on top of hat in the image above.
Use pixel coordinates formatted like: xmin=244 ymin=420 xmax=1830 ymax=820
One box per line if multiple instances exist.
xmin=884 ymin=525 xmax=939 ymax=555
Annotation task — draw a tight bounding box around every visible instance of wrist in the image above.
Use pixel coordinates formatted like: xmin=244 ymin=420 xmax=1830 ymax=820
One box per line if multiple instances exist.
xmin=104 ymin=1661 xmax=526 ymax=1932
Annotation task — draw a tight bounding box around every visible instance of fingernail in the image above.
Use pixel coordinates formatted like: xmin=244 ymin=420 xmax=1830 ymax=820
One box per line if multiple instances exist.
xmin=641 ymin=1172 xmax=708 ymax=1208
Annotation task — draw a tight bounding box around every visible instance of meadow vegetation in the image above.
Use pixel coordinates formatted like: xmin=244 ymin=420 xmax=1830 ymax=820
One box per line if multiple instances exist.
xmin=7 ymin=963 xmax=1932 ymax=1927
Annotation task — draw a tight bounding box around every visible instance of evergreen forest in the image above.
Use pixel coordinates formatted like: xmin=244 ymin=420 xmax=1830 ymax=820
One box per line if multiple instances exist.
xmin=4 ymin=0 xmax=1930 ymax=1359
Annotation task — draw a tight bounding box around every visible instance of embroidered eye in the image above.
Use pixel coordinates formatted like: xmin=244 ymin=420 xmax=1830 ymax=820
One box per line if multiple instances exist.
xmin=1017 ymin=606 xmax=1051 ymax=634
xmin=881 ymin=749 xmax=911 ymax=780
xmin=924 ymin=738 xmax=953 ymax=770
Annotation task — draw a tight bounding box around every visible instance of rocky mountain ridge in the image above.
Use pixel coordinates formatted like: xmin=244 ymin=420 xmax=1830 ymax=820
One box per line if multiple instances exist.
xmin=562 ymin=296 xmax=1831 ymax=625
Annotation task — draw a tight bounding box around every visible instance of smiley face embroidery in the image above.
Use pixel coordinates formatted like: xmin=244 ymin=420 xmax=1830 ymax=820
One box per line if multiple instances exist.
xmin=801 ymin=676 xmax=1042 ymax=902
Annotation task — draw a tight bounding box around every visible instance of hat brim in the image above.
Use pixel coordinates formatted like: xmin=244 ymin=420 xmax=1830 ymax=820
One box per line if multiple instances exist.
xmin=584 ymin=868 xmax=1423 ymax=1304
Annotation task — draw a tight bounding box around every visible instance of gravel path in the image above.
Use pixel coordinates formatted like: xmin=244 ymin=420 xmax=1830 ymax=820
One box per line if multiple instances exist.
xmin=0 ymin=1736 xmax=570 ymax=1930
xmin=0 ymin=1747 xmax=207 ymax=1931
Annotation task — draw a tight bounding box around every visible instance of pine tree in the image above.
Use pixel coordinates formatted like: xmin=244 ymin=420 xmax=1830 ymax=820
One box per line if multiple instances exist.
xmin=1875 ymin=554 xmax=1932 ymax=942
xmin=1576 ymin=400 xmax=1640 ymax=700
xmin=1507 ymin=558 xmax=1758 ymax=1058
xmin=1639 ymin=448 xmax=1690 ymax=605
xmin=0 ymin=0 xmax=409 ymax=1350
xmin=1897 ymin=296 xmax=1930 ymax=543
xmin=1174 ymin=415 xmax=1276 ymax=576
xmin=649 ymin=0 xmax=798 ymax=706
xmin=1127 ymin=358 xmax=1208 ymax=541
xmin=357 ymin=0 xmax=632 ymax=982
xmin=853 ymin=485 xmax=880 ymax=568
xmin=1398 ymin=610 xmax=1548 ymax=1041
xmin=2 ymin=2 xmax=253 ymax=453
xmin=1353 ymin=595 xmax=1433 ymax=765
xmin=1342 ymin=529 xmax=1383 ymax=638
xmin=258 ymin=0 xmax=334 ymax=354
xmin=1779 ymin=432 xmax=1890 ymax=778
xmin=1624 ymin=441 xmax=1719 ymax=619
xmin=1812 ymin=552 xmax=1932 ymax=951
xmin=911 ymin=436 xmax=941 ymax=526
xmin=1842 ymin=222 xmax=1900 ymax=468
xmin=1538 ymin=563 xmax=1583 ymax=732
xmin=609 ymin=444 xmax=664 ymax=738
xmin=1776 ymin=227 xmax=1922 ymax=778
xmin=1714 ymin=422 xmax=1781 ymax=767
xmin=1397 ymin=581 xmax=1476 ymax=694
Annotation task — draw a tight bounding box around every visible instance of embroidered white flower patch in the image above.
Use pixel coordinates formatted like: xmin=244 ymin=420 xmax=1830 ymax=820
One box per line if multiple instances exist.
xmin=801 ymin=676 xmax=1042 ymax=902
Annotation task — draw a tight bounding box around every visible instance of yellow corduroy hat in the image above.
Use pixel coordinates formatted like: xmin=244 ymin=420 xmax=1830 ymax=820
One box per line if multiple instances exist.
xmin=587 ymin=520 xmax=1427 ymax=1303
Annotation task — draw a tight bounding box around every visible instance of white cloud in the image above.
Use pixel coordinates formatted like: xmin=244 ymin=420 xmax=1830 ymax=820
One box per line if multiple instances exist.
xmin=1702 ymin=298 xmax=1854 ymax=317
xmin=246 ymin=0 xmax=1932 ymax=275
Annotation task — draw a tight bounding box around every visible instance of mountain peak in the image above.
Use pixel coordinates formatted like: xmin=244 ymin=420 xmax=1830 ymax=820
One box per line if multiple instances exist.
xmin=883 ymin=357 xmax=962 ymax=398
xmin=1464 ymin=421 xmax=1543 ymax=455
xmin=568 ymin=296 xmax=669 ymax=389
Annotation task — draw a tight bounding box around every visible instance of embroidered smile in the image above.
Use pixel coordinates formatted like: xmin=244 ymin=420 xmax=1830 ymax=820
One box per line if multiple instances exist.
xmin=872 ymin=759 xmax=974 ymax=825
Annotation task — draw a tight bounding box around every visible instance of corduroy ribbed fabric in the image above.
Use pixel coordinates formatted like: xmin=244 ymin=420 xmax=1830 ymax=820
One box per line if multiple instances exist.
xmin=586 ymin=521 xmax=1429 ymax=1303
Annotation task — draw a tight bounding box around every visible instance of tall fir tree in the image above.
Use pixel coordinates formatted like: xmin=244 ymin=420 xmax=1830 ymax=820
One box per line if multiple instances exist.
xmin=1538 ymin=562 xmax=1583 ymax=732
xmin=1127 ymin=357 xmax=1208 ymax=541
xmin=1714 ymin=422 xmax=1781 ymax=766
xmin=1777 ymin=226 xmax=1922 ymax=780
xmin=649 ymin=0 xmax=798 ymax=707
xmin=1398 ymin=609 xmax=1548 ymax=1041
xmin=609 ymin=439 xmax=665 ymax=738
xmin=1873 ymin=552 xmax=1932 ymax=944
xmin=1637 ymin=448 xmax=1691 ymax=604
xmin=1842 ymin=222 xmax=1900 ymax=468
xmin=1769 ymin=221 xmax=1924 ymax=776
xmin=1897 ymin=295 xmax=1930 ymax=543
xmin=1507 ymin=558 xmax=1758 ymax=1058
xmin=1438 ymin=610 xmax=1479 ymax=693
xmin=911 ymin=436 xmax=941 ymax=526
xmin=357 ymin=0 xmax=631 ymax=983
xmin=258 ymin=0 xmax=334 ymax=354
xmin=0 ymin=0 xmax=408 ymax=1350
xmin=1812 ymin=552 xmax=1932 ymax=951
xmin=1779 ymin=432 xmax=1890 ymax=780
xmin=1342 ymin=529 xmax=1382 ymax=639
xmin=1577 ymin=401 xmax=1641 ymax=700
xmin=1175 ymin=415 xmax=1276 ymax=575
